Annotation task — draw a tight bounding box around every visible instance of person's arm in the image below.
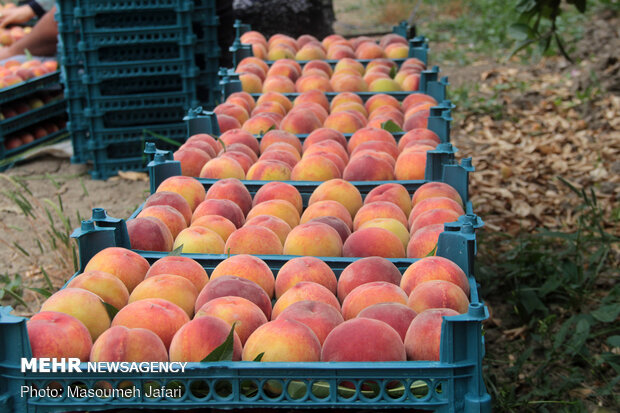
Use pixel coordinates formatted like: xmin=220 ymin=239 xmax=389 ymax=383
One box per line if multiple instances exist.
xmin=0 ymin=5 xmax=35 ymax=28
xmin=0 ymin=6 xmax=58 ymax=60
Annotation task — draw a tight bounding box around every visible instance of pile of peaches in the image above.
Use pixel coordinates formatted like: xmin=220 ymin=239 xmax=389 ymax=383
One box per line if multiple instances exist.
xmin=126 ymin=176 xmax=465 ymax=259
xmin=28 ymin=245 xmax=471 ymax=363
xmin=0 ymin=59 xmax=58 ymax=89
xmin=240 ymin=31 xmax=411 ymax=62
xmin=236 ymin=56 xmax=425 ymax=93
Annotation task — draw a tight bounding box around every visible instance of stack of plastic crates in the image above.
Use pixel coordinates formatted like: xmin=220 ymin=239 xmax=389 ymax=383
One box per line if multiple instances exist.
xmin=55 ymin=0 xmax=220 ymax=179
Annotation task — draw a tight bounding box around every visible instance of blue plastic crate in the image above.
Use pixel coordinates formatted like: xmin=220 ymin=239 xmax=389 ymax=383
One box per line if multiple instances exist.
xmin=0 ymin=100 xmax=67 ymax=140
xmin=0 ymin=128 xmax=69 ymax=169
xmin=0 ymin=72 xmax=62 ymax=106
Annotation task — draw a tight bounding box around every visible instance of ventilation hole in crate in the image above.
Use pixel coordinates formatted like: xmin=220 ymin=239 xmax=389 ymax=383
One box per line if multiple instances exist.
xmin=117 ymin=380 xmax=137 ymax=398
xmin=310 ymin=380 xmax=330 ymax=399
xmin=190 ymin=380 xmax=210 ymax=399
xmin=214 ymin=380 xmax=233 ymax=399
xmin=286 ymin=380 xmax=308 ymax=400
xmin=385 ymin=380 xmax=406 ymax=399
xmin=92 ymin=381 xmax=114 ymax=399
xmin=336 ymin=380 xmax=357 ymax=399
xmin=359 ymin=380 xmax=381 ymax=400
xmin=67 ymin=381 xmax=87 ymax=398
xmin=435 ymin=381 xmax=443 ymax=396
xmin=262 ymin=379 xmax=284 ymax=398
xmin=39 ymin=381 xmax=63 ymax=399
xmin=143 ymin=380 xmax=162 ymax=399
xmin=410 ymin=380 xmax=430 ymax=399
xmin=165 ymin=380 xmax=185 ymax=399
xmin=239 ymin=379 xmax=258 ymax=400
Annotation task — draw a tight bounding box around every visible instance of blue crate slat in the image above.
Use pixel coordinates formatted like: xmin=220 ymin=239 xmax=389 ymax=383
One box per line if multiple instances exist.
xmin=0 ymin=72 xmax=61 ymax=106
xmin=0 ymin=100 xmax=67 ymax=140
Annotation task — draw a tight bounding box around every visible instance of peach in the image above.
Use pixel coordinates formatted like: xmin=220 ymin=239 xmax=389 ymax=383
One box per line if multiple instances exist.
xmin=174 ymin=148 xmax=211 ymax=176
xmin=236 ymin=62 xmax=266 ymax=82
xmin=252 ymin=101 xmax=286 ymax=117
xmin=225 ymin=225 xmax=283 ymax=255
xmin=326 ymin=45 xmax=356 ymax=60
xmin=211 ymin=254 xmax=275 ymax=298
xmin=359 ymin=218 xmax=409 ymax=250
xmin=354 ymin=201 xmax=408 ymax=230
xmin=244 ymin=215 xmax=291 ymax=245
xmin=322 ymin=34 xmax=346 ymax=49
xmin=410 ymin=208 xmax=461 ymax=234
xmin=295 ymin=44 xmax=327 ymax=60
xmin=308 ymin=179 xmax=362 ymax=218
xmin=268 ymin=44 xmax=297 ymax=61
xmin=246 ymin=160 xmax=292 ymax=181
xmin=412 ymin=182 xmax=464 ymax=207
xmin=204 ymin=178 xmax=253 ymax=215
xmin=330 ymin=74 xmax=368 ymax=92
xmin=293 ymin=89 xmax=330 ymax=112
xmin=341 ymin=281 xmax=408 ymax=320
xmin=262 ymin=75 xmax=295 ymax=93
xmin=351 ymin=140 xmax=399 ymax=161
xmin=129 ymin=274 xmax=198 ymax=318
xmin=402 ymin=94 xmax=437 ymax=113
xmin=195 ymin=275 xmax=272 ymax=319
xmin=242 ymin=318 xmax=321 ymax=361
xmin=365 ymin=183 xmax=412 ymax=217
xmin=358 ymin=303 xmax=416 ymax=342
xmin=169 ymin=316 xmax=242 ymax=362
xmin=90 ymin=326 xmax=167 ymax=362
xmin=330 ymin=100 xmax=368 ymax=118
xmin=180 ymin=139 xmax=216 ymax=160
xmin=385 ymin=43 xmax=410 ymax=59
xmin=173 ymin=226 xmax=225 ymax=254
xmin=238 ymin=56 xmax=269 ymax=74
xmin=259 ymin=130 xmax=301 ymax=154
xmin=291 ymin=155 xmax=341 ymax=181
xmin=298 ymin=154 xmax=339 ymax=175
xmin=256 ymin=91 xmax=293 ymax=112
xmin=220 ymin=129 xmax=260 ymax=155
xmin=27 ymin=312 xmax=92 ymax=361
xmin=407 ymin=223 xmax=444 ymax=258
xmin=398 ymin=129 xmax=441 ymax=152
xmin=401 ymin=73 xmax=420 ymax=91
xmin=301 ymin=201 xmax=353 ymax=230
xmin=409 ymin=197 xmax=465 ymax=227
xmin=330 ymin=92 xmax=363 ymax=110
xmin=348 ymin=127 xmax=396 ymax=153
xmin=156 ymin=176 xmax=205 ymax=212
xmin=343 ymin=154 xmax=395 ymax=181
xmin=296 ymin=74 xmax=332 ymax=92
xmin=303 ymin=128 xmax=347 ymax=151
xmin=137 ymin=205 xmax=186 ymax=239
xmin=146 ymin=255 xmax=209 ymax=292
xmin=333 ymin=58 xmax=364 ymax=75
xmin=67 ymin=271 xmax=130 ymax=310
xmin=239 ymin=72 xmax=262 ymax=93
xmin=307 ymin=216 xmax=351 ymax=243
xmin=272 ymin=281 xmax=340 ymax=320
xmin=263 ymin=142 xmax=301 ymax=161
xmin=241 ymin=31 xmax=267 ymax=45
xmin=404 ymin=308 xmax=459 ymax=361
xmin=403 ymin=110 xmax=430 ymax=131
xmin=283 ymin=222 xmax=343 ymax=257
xmin=192 ymin=198 xmax=245 ymax=228
xmin=195 ymin=296 xmax=267 ymax=344
xmin=368 ymin=106 xmax=404 ymax=125
xmin=337 ymin=257 xmax=402 ymax=302
xmin=365 ymin=93 xmax=400 ymax=113
xmin=356 ymin=42 xmax=386 ymax=59
xmin=223 ymin=143 xmax=259 ymax=162
xmin=280 ymin=110 xmax=322 ymax=134
xmin=267 ymin=63 xmax=300 ymax=82
xmin=401 ymin=257 xmax=468 ymax=297
xmin=292 ymin=102 xmax=329 ymax=123
xmin=297 ymin=34 xmax=319 ymax=47
xmin=369 ymin=78 xmax=402 ymax=92
xmin=275 ymin=256 xmax=337 ymax=298
xmin=302 ymin=60 xmax=332 ymax=77
xmin=380 ymin=34 xmax=408 ymax=48
xmin=303 ymin=139 xmax=349 ymax=164
xmin=363 ymin=70 xmax=390 ymax=86
xmin=84 ymin=247 xmax=149 ymax=293
xmin=246 ymin=199 xmax=300 ymax=229
xmin=188 ymin=133 xmax=223 ymax=154
xmin=127 ymin=217 xmax=173 ymax=252
xmin=343 ymin=227 xmax=405 ymax=258
xmin=253 ymin=181 xmax=303 ymax=214
xmin=322 ymin=318 xmax=406 ymax=361
xmin=278 ymin=300 xmax=343 ymax=345
xmin=199 ymin=157 xmax=246 ymax=180
xmin=214 ymin=103 xmax=250 ymax=125
xmin=41 ymin=288 xmax=111 ymax=340
xmin=259 ymin=150 xmax=298 ymax=168
xmin=191 ymin=215 xmax=236 ymax=243
xmin=394 ymin=150 xmax=428 ymax=181
xmin=350 ymin=149 xmax=397 ymax=168
xmin=407 ymin=280 xmax=470 ymax=314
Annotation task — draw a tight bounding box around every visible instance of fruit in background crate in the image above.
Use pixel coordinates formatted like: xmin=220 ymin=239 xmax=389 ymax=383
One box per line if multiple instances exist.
xmin=40 ymin=288 xmax=111 ymax=341
xmin=322 ymin=318 xmax=406 ymax=362
xmin=272 ymin=281 xmax=341 ymax=320
xmin=4 ymin=136 xmax=20 ymax=150
xmin=412 ymin=181 xmax=464 ymax=207
xmin=404 ymin=308 xmax=459 ymax=361
xmin=246 ymin=159 xmax=292 ymax=180
xmin=90 ymin=326 xmax=168 ymax=362
xmin=216 ymin=113 xmax=241 ymax=132
xmin=195 ymin=275 xmax=272 ymax=319
xmin=137 ymin=205 xmax=187 ymax=239
xmin=144 ymin=191 xmax=193 ymax=226
xmin=253 ymin=181 xmax=303 ymax=214
xmin=195 ymin=296 xmax=268 ymax=345
xmin=401 ymin=256 xmax=469 ymax=297
xmin=343 ymin=227 xmax=405 ymax=258
xmin=169 ymin=316 xmax=242 ymax=362
xmin=220 ymin=150 xmax=254 ymax=173
xmin=146 ymin=255 xmax=209 ymax=292
xmin=83 ymin=247 xmax=149 ymax=293
xmin=407 ymin=223 xmax=444 ymax=258
xmin=172 ymin=226 xmax=225 ymax=254
xmin=246 ymin=199 xmax=300 ymax=229
xmin=410 ymin=208 xmax=462 ymax=235
xmin=283 ymin=221 xmax=343 ymax=257
xmin=275 ymin=256 xmax=338 ymax=298
xmin=126 ymin=217 xmax=174 ymax=252
xmin=174 ymin=147 xmax=213 ymax=177
xmin=66 ymin=271 xmax=130 ymax=311
xmin=211 ymin=254 xmax=276 ymax=299
xmin=242 ymin=318 xmax=321 ymax=362
xmin=191 ymin=215 xmax=237 ymax=243
xmin=224 ymin=225 xmax=284 ymax=255
xmin=129 ymin=274 xmax=199 ymax=318
xmin=341 ymin=281 xmax=408 ymax=320
xmin=358 ymin=303 xmax=417 ymax=342
xmin=407 ymin=280 xmax=470 ymax=314
xmin=27 ymin=311 xmax=93 ymax=361
xmin=156 ymin=176 xmax=206 ymax=211
xmin=244 ymin=214 xmax=291 ymax=245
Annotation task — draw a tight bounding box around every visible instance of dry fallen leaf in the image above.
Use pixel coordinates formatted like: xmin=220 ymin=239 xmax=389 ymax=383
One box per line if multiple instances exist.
xmin=118 ymin=171 xmax=149 ymax=182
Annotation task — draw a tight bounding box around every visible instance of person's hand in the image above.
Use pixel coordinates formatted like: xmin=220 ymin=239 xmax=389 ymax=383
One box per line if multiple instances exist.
xmin=0 ymin=5 xmax=36 ymax=29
